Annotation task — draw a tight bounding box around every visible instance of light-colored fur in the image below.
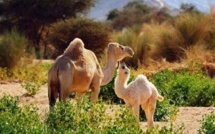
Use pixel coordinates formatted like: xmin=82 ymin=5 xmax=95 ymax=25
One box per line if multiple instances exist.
xmin=48 ymin=38 xmax=134 ymax=109
xmin=114 ymin=62 xmax=164 ymax=128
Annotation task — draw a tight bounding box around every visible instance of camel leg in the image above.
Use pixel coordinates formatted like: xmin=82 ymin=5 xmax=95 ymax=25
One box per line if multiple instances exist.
xmin=59 ymin=73 xmax=72 ymax=103
xmin=141 ymin=102 xmax=149 ymax=121
xmin=90 ymin=77 xmax=101 ymax=102
xmin=90 ymin=85 xmax=100 ymax=102
xmin=141 ymin=102 xmax=149 ymax=127
xmin=146 ymin=98 xmax=157 ymax=128
xmin=59 ymin=88 xmax=69 ymax=103
xmin=132 ymin=104 xmax=140 ymax=121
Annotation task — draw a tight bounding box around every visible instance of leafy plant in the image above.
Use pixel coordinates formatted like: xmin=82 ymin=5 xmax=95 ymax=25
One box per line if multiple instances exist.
xmin=46 ymin=97 xmax=142 ymax=133
xmin=153 ymin=70 xmax=215 ymax=106
xmin=0 ymin=96 xmax=47 ymax=133
xmin=144 ymin=123 xmax=184 ymax=134
xmin=199 ymin=114 xmax=215 ymax=134
xmin=21 ymin=81 xmax=41 ymax=96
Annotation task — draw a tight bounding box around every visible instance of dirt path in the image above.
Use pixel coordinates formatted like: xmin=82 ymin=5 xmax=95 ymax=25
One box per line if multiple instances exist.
xmin=0 ymin=83 xmax=215 ymax=134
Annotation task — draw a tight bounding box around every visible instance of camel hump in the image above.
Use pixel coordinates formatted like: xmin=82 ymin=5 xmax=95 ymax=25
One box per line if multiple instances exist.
xmin=64 ymin=38 xmax=85 ymax=59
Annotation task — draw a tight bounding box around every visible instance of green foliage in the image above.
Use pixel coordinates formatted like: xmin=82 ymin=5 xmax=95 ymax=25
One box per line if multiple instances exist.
xmin=0 ymin=96 xmax=47 ymax=134
xmin=153 ymin=70 xmax=215 ymax=106
xmin=21 ymin=81 xmax=41 ymax=96
xmin=0 ymin=30 xmax=26 ymax=68
xmin=47 ymin=18 xmax=110 ymax=58
xmin=0 ymin=95 xmax=183 ymax=133
xmin=0 ymin=96 xmax=19 ymax=113
xmin=144 ymin=123 xmax=184 ymax=134
xmin=199 ymin=114 xmax=215 ymax=134
xmin=46 ymin=98 xmax=142 ymax=133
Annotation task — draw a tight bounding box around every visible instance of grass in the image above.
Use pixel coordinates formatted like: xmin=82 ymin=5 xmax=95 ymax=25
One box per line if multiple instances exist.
xmin=0 ymin=58 xmax=52 ymax=84
xmin=112 ymin=11 xmax=215 ymax=68
xmin=0 ymin=29 xmax=26 ymax=68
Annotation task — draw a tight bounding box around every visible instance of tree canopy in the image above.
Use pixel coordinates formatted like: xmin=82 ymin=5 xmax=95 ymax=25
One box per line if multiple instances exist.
xmin=0 ymin=0 xmax=97 ymax=58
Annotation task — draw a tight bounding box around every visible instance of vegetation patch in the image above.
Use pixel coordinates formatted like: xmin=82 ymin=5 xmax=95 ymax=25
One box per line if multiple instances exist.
xmin=0 ymin=95 xmax=184 ymax=133
xmin=152 ymin=70 xmax=215 ymax=106
xmin=199 ymin=114 xmax=215 ymax=134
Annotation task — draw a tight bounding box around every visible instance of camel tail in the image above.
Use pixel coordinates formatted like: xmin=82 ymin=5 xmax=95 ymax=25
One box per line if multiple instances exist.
xmin=48 ymin=63 xmax=60 ymax=110
xmin=157 ymin=94 xmax=164 ymax=102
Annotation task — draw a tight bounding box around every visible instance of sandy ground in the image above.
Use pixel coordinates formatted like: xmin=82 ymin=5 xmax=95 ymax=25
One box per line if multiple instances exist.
xmin=0 ymin=82 xmax=215 ymax=134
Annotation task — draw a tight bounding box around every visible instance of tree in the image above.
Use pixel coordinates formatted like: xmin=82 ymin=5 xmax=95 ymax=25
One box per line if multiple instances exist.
xmin=107 ymin=1 xmax=151 ymax=30
xmin=46 ymin=18 xmax=110 ymax=59
xmin=0 ymin=0 xmax=97 ymax=58
xmin=180 ymin=3 xmax=200 ymax=13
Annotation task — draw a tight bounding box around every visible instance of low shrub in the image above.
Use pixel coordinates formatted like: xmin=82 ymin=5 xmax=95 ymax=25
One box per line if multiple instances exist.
xmin=153 ymin=70 xmax=215 ymax=106
xmin=0 ymin=96 xmax=47 ymax=133
xmin=21 ymin=81 xmax=42 ymax=96
xmin=0 ymin=95 xmax=183 ymax=133
xmin=144 ymin=123 xmax=184 ymax=134
xmin=199 ymin=114 xmax=215 ymax=134
xmin=46 ymin=98 xmax=142 ymax=133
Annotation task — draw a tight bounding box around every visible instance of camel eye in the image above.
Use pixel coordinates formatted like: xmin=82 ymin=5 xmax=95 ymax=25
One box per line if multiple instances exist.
xmin=122 ymin=66 xmax=125 ymax=69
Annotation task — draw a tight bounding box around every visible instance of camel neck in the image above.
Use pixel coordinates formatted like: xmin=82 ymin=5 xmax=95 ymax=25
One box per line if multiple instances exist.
xmin=101 ymin=52 xmax=117 ymax=86
xmin=114 ymin=75 xmax=128 ymax=99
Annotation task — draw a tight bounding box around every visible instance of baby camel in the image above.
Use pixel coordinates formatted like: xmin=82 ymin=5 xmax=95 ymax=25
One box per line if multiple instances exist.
xmin=114 ymin=61 xmax=164 ymax=128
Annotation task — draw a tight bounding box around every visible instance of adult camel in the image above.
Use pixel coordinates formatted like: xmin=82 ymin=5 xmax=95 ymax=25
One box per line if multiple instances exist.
xmin=48 ymin=38 xmax=134 ymax=109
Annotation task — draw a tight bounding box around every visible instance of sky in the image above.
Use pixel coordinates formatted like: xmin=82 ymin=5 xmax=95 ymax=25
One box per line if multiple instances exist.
xmin=88 ymin=0 xmax=215 ymax=21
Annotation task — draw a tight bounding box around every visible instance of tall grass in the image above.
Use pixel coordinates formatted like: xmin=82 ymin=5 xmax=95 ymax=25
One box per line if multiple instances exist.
xmin=0 ymin=29 xmax=26 ymax=68
xmin=174 ymin=13 xmax=211 ymax=48
xmin=112 ymin=11 xmax=215 ymax=68
xmin=115 ymin=25 xmax=147 ymax=67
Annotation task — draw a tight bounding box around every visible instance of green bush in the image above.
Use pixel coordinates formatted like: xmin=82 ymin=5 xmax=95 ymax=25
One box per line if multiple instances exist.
xmin=199 ymin=114 xmax=215 ymax=134
xmin=46 ymin=98 xmax=142 ymax=133
xmin=47 ymin=18 xmax=110 ymax=58
xmin=153 ymin=70 xmax=215 ymax=106
xmin=21 ymin=81 xmax=42 ymax=96
xmin=0 ymin=95 xmax=183 ymax=133
xmin=0 ymin=30 xmax=26 ymax=68
xmin=145 ymin=123 xmax=184 ymax=134
xmin=0 ymin=96 xmax=19 ymax=113
xmin=0 ymin=96 xmax=47 ymax=134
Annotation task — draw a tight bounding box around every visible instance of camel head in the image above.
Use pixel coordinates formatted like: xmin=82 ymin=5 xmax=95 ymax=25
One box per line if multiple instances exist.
xmin=117 ymin=61 xmax=130 ymax=79
xmin=108 ymin=43 xmax=134 ymax=61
